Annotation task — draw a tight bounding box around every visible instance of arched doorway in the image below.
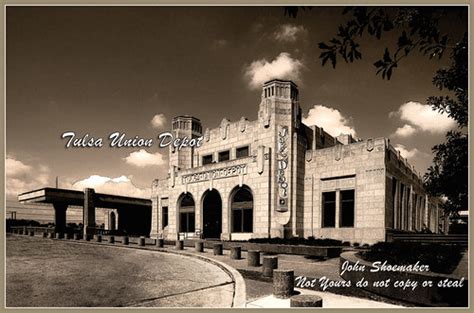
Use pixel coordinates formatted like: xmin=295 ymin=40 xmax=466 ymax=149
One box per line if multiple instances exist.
xmin=178 ymin=193 xmax=195 ymax=233
xmin=109 ymin=211 xmax=116 ymax=231
xmin=231 ymin=186 xmax=253 ymax=233
xmin=202 ymin=189 xmax=222 ymax=239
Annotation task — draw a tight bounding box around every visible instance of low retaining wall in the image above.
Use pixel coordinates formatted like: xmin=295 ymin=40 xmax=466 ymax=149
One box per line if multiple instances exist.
xmin=340 ymin=251 xmax=468 ymax=307
xmin=164 ymin=240 xmax=342 ymax=258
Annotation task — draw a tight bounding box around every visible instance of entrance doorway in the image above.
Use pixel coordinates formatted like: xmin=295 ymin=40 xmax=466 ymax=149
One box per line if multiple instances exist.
xmin=202 ymin=190 xmax=222 ymax=239
xmin=109 ymin=211 xmax=116 ymax=231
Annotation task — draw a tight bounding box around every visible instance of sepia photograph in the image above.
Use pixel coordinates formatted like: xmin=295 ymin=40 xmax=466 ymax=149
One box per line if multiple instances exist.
xmin=4 ymin=5 xmax=469 ymax=308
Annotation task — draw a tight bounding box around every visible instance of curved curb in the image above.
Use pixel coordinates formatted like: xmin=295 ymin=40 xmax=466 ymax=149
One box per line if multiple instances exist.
xmin=48 ymin=238 xmax=247 ymax=308
xmin=164 ymin=249 xmax=247 ymax=308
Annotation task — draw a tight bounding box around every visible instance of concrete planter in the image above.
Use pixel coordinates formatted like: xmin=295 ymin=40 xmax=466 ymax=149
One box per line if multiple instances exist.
xmin=340 ymin=251 xmax=468 ymax=307
xmin=166 ymin=240 xmax=342 ymax=258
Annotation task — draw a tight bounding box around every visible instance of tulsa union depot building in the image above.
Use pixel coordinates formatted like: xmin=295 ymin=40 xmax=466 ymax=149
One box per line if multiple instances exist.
xmin=151 ymin=80 xmax=444 ymax=244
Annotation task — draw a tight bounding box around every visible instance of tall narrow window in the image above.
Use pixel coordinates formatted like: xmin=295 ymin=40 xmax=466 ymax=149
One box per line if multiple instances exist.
xmin=236 ymin=146 xmax=249 ymax=158
xmin=322 ymin=192 xmax=336 ymax=228
xmin=162 ymin=206 xmax=169 ymax=228
xmin=218 ymin=150 xmax=230 ymax=162
xmin=400 ymin=183 xmax=405 ymax=229
xmin=231 ymin=187 xmax=253 ymax=232
xmin=405 ymin=187 xmax=410 ymax=230
xmin=202 ymin=154 xmax=213 ymax=165
xmin=340 ymin=190 xmax=355 ymax=227
xmin=179 ymin=194 xmax=195 ymax=233
xmin=392 ymin=177 xmax=397 ymax=228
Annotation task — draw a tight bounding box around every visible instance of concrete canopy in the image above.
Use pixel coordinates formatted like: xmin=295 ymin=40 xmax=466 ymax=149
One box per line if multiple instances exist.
xmin=18 ymin=187 xmax=151 ymax=236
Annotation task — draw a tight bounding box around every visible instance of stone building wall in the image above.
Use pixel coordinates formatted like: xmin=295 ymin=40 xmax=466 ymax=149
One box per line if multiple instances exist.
xmin=150 ymin=79 xmax=442 ymax=243
xmin=304 ymin=138 xmax=387 ymax=244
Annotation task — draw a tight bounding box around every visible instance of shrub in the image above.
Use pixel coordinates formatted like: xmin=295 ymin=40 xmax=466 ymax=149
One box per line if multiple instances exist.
xmin=360 ymin=241 xmax=464 ymax=274
xmin=247 ymin=237 xmax=343 ymax=246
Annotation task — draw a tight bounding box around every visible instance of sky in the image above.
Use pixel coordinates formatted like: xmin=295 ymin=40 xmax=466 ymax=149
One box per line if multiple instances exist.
xmin=6 ymin=6 xmax=467 ymax=200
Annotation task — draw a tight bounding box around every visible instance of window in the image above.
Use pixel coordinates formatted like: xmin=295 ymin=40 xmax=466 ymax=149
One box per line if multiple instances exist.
xmin=202 ymin=154 xmax=213 ymax=165
xmin=399 ymin=183 xmax=405 ymax=229
xmin=236 ymin=146 xmax=249 ymax=159
xmin=218 ymin=150 xmax=230 ymax=162
xmin=392 ymin=178 xmax=397 ymax=228
xmin=162 ymin=206 xmax=168 ymax=228
xmin=405 ymin=186 xmax=410 ymax=230
xmin=180 ymin=212 xmax=195 ymax=233
xmin=340 ymin=190 xmax=355 ymax=227
xmin=179 ymin=194 xmax=195 ymax=233
xmin=322 ymin=192 xmax=336 ymax=227
xmin=231 ymin=187 xmax=253 ymax=232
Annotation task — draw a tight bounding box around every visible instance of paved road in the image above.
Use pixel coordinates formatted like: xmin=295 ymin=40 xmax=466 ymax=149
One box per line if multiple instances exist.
xmin=6 ymin=235 xmax=234 ymax=307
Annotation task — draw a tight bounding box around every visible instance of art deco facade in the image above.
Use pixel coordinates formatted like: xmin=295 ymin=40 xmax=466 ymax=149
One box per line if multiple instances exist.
xmin=151 ymin=79 xmax=443 ymax=244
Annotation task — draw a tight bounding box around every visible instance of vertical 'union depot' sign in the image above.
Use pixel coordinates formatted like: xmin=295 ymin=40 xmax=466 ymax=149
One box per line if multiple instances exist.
xmin=277 ymin=125 xmax=289 ymax=212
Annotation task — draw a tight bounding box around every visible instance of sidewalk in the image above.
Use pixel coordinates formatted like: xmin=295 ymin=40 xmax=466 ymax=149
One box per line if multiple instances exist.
xmin=247 ymin=289 xmax=403 ymax=308
xmin=149 ymin=244 xmax=406 ymax=308
xmin=451 ymin=250 xmax=469 ymax=278
xmin=19 ymin=234 xmax=408 ymax=308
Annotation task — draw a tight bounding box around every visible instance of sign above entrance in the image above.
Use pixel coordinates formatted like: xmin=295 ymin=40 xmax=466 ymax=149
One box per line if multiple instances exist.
xmin=181 ymin=164 xmax=247 ymax=184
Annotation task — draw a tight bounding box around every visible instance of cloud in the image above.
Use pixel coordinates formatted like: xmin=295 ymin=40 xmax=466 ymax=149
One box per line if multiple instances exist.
xmin=390 ymin=101 xmax=456 ymax=134
xmin=394 ymin=144 xmax=420 ymax=160
xmin=72 ymin=175 xmax=150 ymax=198
xmin=273 ymin=24 xmax=307 ymax=42
xmin=302 ymin=105 xmax=357 ymax=137
xmin=244 ymin=52 xmax=304 ymax=89
xmin=6 ymin=157 xmax=50 ymax=198
xmin=124 ymin=149 xmax=166 ymax=167
xmin=392 ymin=124 xmax=417 ymax=138
xmin=151 ymin=113 xmax=166 ymax=129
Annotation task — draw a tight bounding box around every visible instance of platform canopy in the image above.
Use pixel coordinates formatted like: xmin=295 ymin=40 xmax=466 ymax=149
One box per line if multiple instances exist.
xmin=18 ymin=187 xmax=151 ymax=210
xmin=18 ymin=187 xmax=152 ymax=236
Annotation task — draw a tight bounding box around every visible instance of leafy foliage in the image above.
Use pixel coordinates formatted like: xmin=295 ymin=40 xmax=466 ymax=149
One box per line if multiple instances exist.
xmin=316 ymin=7 xmax=459 ymax=80
xmin=294 ymin=7 xmax=467 ymax=212
xmin=427 ymin=33 xmax=468 ymax=128
xmin=361 ymin=241 xmax=464 ymax=274
xmin=424 ymin=131 xmax=468 ymax=212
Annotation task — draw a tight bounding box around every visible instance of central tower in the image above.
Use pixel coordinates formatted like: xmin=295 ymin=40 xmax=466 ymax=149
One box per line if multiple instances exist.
xmin=258 ymin=79 xmax=303 ymax=237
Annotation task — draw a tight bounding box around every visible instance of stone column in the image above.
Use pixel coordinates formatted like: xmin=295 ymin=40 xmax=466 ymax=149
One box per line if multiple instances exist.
xmin=273 ymin=270 xmax=294 ymax=298
xmin=150 ymin=196 xmax=159 ymax=238
xmin=122 ymin=236 xmax=129 ymax=245
xmin=247 ymin=250 xmax=260 ymax=267
xmin=230 ymin=246 xmax=241 ymax=259
xmin=213 ymin=243 xmax=223 ymax=255
xmin=262 ymin=256 xmax=278 ymax=277
xmin=394 ymin=180 xmax=400 ymax=229
xmin=220 ymin=194 xmax=229 ymax=240
xmin=117 ymin=208 xmax=126 ymax=233
xmin=290 ymin=295 xmax=323 ymax=307
xmin=195 ymin=241 xmax=204 ymax=252
xmin=408 ymin=186 xmax=413 ymax=231
xmin=53 ymin=203 xmax=68 ymax=234
xmin=83 ymin=188 xmax=96 ymax=237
